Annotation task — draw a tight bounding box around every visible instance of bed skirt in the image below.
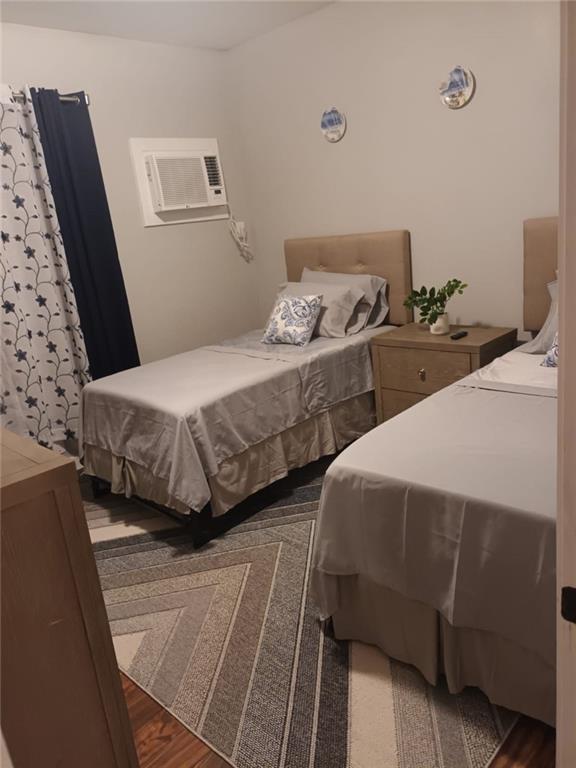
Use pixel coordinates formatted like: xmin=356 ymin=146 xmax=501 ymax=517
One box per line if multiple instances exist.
xmin=331 ymin=574 xmax=555 ymax=727
xmin=83 ymin=391 xmax=375 ymax=518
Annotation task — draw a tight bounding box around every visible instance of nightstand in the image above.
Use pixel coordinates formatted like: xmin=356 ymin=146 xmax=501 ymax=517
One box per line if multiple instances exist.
xmin=370 ymin=323 xmax=517 ymax=423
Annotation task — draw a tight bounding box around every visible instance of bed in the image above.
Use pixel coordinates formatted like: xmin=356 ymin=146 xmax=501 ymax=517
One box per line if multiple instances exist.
xmin=310 ymin=217 xmax=559 ymax=726
xmin=81 ymin=230 xmax=413 ymax=526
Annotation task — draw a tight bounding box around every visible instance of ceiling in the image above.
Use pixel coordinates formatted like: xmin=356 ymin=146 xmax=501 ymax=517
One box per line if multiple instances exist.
xmin=1 ymin=1 xmax=331 ymax=51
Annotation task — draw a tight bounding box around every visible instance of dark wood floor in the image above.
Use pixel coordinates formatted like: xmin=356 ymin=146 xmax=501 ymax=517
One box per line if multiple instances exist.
xmin=491 ymin=716 xmax=556 ymax=768
xmin=122 ymin=673 xmax=556 ymax=768
xmin=122 ymin=674 xmax=230 ymax=768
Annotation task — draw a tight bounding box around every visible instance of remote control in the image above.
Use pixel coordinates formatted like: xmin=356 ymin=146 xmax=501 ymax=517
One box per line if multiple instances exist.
xmin=450 ymin=330 xmax=468 ymax=340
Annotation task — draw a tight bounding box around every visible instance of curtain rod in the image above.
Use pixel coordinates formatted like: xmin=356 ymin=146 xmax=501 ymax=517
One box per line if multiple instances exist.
xmin=12 ymin=91 xmax=90 ymax=106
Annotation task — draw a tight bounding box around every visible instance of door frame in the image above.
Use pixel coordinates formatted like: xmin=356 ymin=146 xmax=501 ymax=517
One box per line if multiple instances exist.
xmin=556 ymin=2 xmax=576 ymax=766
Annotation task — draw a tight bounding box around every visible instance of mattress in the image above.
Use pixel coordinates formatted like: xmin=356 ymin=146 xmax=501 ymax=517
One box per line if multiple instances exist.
xmin=81 ymin=327 xmax=391 ymax=513
xmin=311 ymin=346 xmax=557 ymax=672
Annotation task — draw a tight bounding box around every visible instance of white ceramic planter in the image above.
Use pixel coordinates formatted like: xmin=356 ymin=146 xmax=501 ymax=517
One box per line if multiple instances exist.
xmin=430 ymin=313 xmax=450 ymax=335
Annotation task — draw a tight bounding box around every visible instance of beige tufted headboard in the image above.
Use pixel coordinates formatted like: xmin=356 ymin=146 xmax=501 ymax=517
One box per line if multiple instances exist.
xmin=524 ymin=217 xmax=558 ymax=332
xmin=284 ymin=230 xmax=413 ymax=326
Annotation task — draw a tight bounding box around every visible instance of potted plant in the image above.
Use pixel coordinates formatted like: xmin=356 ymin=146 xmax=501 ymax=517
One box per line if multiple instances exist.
xmin=404 ymin=279 xmax=467 ymax=335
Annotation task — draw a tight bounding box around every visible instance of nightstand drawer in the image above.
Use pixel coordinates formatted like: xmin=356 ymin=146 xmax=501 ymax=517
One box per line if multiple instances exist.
xmin=378 ymin=347 xmax=471 ymax=395
xmin=380 ymin=389 xmax=427 ymax=420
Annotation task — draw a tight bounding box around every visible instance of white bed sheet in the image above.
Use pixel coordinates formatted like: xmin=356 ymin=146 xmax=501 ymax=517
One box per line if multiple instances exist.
xmin=81 ymin=327 xmax=390 ymax=512
xmin=311 ymin=347 xmax=557 ymax=668
xmin=462 ymin=345 xmax=557 ymax=396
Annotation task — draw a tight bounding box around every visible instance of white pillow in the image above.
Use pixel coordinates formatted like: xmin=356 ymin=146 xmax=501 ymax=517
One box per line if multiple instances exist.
xmin=301 ymin=268 xmax=389 ymax=329
xmin=279 ymin=281 xmax=366 ymax=337
xmin=262 ymin=294 xmax=322 ymax=346
xmin=541 ymin=331 xmax=559 ymax=368
xmin=521 ymin=280 xmax=558 ymax=354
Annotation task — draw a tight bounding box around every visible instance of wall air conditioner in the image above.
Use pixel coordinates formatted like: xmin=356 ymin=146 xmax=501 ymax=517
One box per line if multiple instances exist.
xmin=145 ymin=151 xmax=227 ymax=213
xmin=130 ymin=138 xmax=229 ymax=226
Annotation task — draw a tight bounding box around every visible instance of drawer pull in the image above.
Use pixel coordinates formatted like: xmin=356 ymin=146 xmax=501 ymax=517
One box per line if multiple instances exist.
xmin=418 ymin=368 xmax=426 ymax=382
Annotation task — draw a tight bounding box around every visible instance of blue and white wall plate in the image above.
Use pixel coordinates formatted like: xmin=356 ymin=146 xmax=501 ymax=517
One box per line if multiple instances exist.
xmin=439 ymin=66 xmax=476 ymax=109
xmin=321 ymin=108 xmax=347 ymax=142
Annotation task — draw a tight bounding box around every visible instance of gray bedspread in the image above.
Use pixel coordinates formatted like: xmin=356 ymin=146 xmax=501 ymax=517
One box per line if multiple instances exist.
xmin=311 ymin=349 xmax=557 ymax=668
xmin=81 ymin=328 xmax=388 ymax=512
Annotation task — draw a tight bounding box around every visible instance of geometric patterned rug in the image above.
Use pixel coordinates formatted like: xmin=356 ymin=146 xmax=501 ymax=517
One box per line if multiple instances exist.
xmin=88 ymin=460 xmax=516 ymax=768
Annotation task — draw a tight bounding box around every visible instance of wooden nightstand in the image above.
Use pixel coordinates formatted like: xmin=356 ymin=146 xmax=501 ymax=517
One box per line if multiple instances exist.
xmin=370 ymin=323 xmax=517 ymax=423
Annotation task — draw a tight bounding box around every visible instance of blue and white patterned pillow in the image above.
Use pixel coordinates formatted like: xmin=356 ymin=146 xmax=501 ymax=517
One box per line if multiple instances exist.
xmin=541 ymin=331 xmax=558 ymax=368
xmin=262 ymin=294 xmax=322 ymax=346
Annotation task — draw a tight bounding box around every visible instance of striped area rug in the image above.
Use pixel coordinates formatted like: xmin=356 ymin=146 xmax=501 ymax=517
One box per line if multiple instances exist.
xmin=87 ymin=462 xmax=515 ymax=768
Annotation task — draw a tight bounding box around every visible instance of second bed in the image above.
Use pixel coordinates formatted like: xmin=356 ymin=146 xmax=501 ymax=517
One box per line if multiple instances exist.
xmin=311 ymin=217 xmax=559 ymax=726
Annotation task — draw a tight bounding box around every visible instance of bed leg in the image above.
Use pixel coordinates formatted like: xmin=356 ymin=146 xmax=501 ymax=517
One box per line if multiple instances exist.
xmin=188 ymin=502 xmax=214 ymax=549
xmin=90 ymin=475 xmax=111 ymax=499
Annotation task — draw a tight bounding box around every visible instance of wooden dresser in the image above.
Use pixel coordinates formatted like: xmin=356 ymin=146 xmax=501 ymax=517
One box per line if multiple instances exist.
xmin=0 ymin=429 xmax=138 ymax=768
xmin=371 ymin=323 xmax=517 ymax=423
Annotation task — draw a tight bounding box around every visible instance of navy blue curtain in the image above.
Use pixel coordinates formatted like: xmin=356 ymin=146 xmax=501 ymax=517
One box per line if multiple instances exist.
xmin=30 ymin=88 xmax=140 ymax=379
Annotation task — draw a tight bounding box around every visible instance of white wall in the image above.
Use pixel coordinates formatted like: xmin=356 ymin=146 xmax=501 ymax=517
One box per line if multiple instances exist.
xmin=227 ymin=2 xmax=560 ymax=329
xmin=1 ymin=23 xmax=259 ymax=363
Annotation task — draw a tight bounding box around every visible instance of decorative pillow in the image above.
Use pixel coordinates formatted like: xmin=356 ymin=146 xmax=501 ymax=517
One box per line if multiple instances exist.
xmin=279 ymin=281 xmax=366 ymax=337
xmin=262 ymin=294 xmax=322 ymax=346
xmin=521 ymin=280 xmax=558 ymax=354
xmin=301 ymin=268 xmax=389 ymax=329
xmin=541 ymin=331 xmax=558 ymax=368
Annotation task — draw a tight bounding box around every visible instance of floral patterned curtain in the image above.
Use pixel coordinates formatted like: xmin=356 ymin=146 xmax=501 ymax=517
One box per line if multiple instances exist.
xmin=0 ymin=87 xmax=91 ymax=449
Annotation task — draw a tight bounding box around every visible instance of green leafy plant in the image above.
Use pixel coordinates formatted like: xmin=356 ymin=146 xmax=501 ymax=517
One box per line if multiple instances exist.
xmin=404 ymin=279 xmax=468 ymax=325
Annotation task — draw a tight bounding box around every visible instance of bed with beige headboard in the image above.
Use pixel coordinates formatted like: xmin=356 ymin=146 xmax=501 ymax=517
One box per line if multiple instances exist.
xmin=285 ymin=229 xmax=413 ymax=325
xmin=310 ymin=218 xmax=559 ymax=727
xmin=83 ymin=229 xmax=413 ymax=537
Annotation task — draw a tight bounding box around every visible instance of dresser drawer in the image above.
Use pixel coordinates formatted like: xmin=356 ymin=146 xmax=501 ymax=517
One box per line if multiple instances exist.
xmin=378 ymin=346 xmax=471 ymax=395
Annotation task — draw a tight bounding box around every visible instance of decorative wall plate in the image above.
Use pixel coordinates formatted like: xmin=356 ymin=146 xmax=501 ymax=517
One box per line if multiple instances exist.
xmin=321 ymin=108 xmax=347 ymax=142
xmin=439 ymin=66 xmax=476 ymax=110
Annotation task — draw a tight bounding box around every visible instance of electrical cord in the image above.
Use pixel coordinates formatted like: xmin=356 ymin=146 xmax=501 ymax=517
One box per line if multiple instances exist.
xmin=229 ymin=216 xmax=254 ymax=263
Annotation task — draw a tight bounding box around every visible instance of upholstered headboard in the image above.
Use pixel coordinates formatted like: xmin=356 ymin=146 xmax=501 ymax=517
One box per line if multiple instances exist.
xmin=284 ymin=230 xmax=413 ymax=326
xmin=524 ymin=217 xmax=558 ymax=332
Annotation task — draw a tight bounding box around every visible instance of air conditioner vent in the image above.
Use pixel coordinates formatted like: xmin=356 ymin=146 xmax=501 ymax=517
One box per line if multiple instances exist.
xmin=204 ymin=156 xmax=222 ymax=188
xmin=142 ymin=144 xmax=228 ymax=217
xmin=155 ymin=156 xmax=208 ymax=207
